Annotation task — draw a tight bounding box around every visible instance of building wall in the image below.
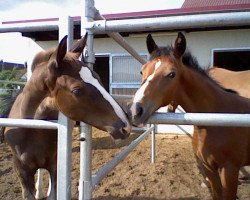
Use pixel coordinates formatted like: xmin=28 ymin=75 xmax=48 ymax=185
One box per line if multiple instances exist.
xmin=37 ymin=29 xmax=250 ymax=68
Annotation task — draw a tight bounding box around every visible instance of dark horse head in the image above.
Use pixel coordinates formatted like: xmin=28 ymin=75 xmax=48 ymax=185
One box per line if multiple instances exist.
xmin=48 ymin=34 xmax=131 ymax=138
xmin=5 ymin=34 xmax=131 ymax=139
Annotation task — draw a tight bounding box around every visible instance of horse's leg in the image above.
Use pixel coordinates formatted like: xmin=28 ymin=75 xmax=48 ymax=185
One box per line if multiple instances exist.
xmin=194 ymin=155 xmax=222 ymax=199
xmin=202 ymin=164 xmax=223 ymax=200
xmin=167 ymin=101 xmax=177 ymax=112
xmin=47 ymin=174 xmax=52 ymax=197
xmin=219 ymin=164 xmax=239 ymax=200
xmin=13 ymin=157 xmax=36 ymax=200
xmin=35 ymin=169 xmax=45 ymax=199
xmin=47 ymin=166 xmax=57 ymax=200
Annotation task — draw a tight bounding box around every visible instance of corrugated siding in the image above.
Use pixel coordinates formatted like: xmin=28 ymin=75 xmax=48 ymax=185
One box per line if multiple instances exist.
xmin=111 ymin=55 xmax=147 ymax=83
xmin=112 ymin=88 xmax=138 ymax=96
xmin=182 ymin=0 xmax=250 ymax=8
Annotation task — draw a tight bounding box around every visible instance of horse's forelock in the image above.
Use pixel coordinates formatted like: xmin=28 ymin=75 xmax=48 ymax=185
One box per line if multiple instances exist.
xmin=149 ymin=46 xmax=172 ymax=60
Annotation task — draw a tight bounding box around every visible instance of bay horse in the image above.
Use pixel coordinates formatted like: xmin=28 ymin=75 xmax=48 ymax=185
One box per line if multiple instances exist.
xmin=208 ymin=67 xmax=250 ymax=98
xmin=3 ymin=33 xmax=131 ymax=200
xmin=128 ymin=32 xmax=250 ymax=199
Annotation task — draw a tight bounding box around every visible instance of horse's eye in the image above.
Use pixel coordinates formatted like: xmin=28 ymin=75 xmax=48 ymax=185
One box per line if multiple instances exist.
xmin=140 ymin=71 xmax=143 ymax=75
xmin=72 ymin=89 xmax=82 ymax=97
xmin=167 ymin=72 xmax=176 ymax=78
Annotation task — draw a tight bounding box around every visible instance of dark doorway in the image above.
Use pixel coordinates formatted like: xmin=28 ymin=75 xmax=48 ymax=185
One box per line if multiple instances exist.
xmin=213 ymin=50 xmax=250 ymax=71
xmin=93 ymin=56 xmax=110 ymax=92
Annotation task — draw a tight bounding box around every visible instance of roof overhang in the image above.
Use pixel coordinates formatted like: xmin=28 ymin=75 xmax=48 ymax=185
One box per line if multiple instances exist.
xmin=1 ymin=8 xmax=250 ymax=41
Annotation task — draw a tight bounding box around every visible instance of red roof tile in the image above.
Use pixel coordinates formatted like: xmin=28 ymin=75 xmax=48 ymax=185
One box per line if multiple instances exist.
xmin=2 ymin=0 xmax=250 ymax=25
xmin=182 ymin=0 xmax=250 ymax=8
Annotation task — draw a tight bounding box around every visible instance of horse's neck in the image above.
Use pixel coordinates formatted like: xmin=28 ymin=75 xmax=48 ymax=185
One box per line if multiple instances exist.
xmin=177 ymin=68 xmax=239 ymax=113
xmin=34 ymin=97 xmax=58 ymax=120
xmin=9 ymin=71 xmax=49 ymax=119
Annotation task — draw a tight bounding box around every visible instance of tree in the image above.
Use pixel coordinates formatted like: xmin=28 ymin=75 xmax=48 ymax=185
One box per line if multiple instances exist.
xmin=0 ymin=67 xmax=26 ymax=116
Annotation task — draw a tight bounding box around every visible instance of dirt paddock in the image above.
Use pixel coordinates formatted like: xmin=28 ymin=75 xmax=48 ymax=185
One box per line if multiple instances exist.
xmin=1 ymin=128 xmax=250 ymax=199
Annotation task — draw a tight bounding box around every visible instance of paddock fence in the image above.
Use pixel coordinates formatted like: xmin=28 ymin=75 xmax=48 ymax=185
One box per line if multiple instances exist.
xmin=1 ymin=1 xmax=250 ymax=200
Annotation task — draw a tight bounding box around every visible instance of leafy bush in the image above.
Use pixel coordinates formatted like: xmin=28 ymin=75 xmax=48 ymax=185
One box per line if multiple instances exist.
xmin=0 ymin=67 xmax=26 ymax=116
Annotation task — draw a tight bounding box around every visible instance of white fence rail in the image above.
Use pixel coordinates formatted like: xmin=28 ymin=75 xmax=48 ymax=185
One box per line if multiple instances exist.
xmin=0 ymin=118 xmax=58 ymax=129
xmin=148 ymin=113 xmax=250 ymax=127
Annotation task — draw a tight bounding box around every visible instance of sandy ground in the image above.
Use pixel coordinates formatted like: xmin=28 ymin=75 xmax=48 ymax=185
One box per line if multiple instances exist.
xmin=1 ymin=128 xmax=250 ymax=200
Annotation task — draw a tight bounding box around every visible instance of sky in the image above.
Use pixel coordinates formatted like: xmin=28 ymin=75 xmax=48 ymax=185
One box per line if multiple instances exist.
xmin=0 ymin=0 xmax=185 ymax=63
xmin=0 ymin=0 xmax=185 ymax=21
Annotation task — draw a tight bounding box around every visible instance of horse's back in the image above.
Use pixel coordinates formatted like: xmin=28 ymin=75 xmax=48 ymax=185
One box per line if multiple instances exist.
xmin=208 ymin=67 xmax=250 ymax=98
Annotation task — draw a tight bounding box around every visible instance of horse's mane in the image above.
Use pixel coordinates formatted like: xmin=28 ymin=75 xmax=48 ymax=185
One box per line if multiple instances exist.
xmin=150 ymin=46 xmax=238 ymax=95
xmin=31 ymin=48 xmax=55 ymax=72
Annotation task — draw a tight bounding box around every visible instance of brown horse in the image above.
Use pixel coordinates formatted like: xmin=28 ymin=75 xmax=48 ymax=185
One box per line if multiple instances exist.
xmin=128 ymin=33 xmax=250 ymax=199
xmin=208 ymin=67 xmax=250 ymax=98
xmin=3 ymin=34 xmax=131 ymax=200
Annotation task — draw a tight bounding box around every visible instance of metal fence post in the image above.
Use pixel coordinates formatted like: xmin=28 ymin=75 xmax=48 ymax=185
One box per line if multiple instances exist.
xmin=79 ymin=122 xmax=92 ymax=200
xmin=78 ymin=1 xmax=95 ymax=199
xmin=57 ymin=112 xmax=74 ymax=200
xmin=57 ymin=16 xmax=74 ymax=200
xmin=151 ymin=124 xmax=156 ymax=163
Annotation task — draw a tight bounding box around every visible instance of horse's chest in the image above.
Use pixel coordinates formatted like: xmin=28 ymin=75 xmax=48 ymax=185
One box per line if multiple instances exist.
xmin=193 ymin=126 xmax=250 ymax=166
xmin=6 ymin=128 xmax=57 ymax=168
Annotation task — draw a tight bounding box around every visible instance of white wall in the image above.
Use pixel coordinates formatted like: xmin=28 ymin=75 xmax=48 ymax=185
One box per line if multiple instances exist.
xmin=37 ymin=29 xmax=250 ymax=68
xmin=92 ymin=29 xmax=250 ymax=68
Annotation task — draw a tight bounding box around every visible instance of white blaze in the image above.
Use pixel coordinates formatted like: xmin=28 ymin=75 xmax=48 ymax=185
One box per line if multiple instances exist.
xmin=79 ymin=67 xmax=128 ymax=125
xmin=131 ymin=60 xmax=161 ymax=117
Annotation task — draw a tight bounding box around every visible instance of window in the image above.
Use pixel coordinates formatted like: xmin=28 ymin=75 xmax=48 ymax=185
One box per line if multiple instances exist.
xmin=212 ymin=49 xmax=250 ymax=71
xmin=110 ymin=54 xmax=147 ymax=95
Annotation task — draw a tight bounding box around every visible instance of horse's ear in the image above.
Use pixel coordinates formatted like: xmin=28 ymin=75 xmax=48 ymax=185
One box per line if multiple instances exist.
xmin=146 ymin=34 xmax=159 ymax=54
xmin=56 ymin=35 xmax=68 ymax=64
xmin=174 ymin=32 xmax=186 ymax=58
xmin=69 ymin=33 xmax=88 ymax=58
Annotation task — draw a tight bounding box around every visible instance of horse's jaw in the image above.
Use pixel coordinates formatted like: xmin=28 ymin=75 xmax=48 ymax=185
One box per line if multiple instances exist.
xmin=104 ymin=126 xmax=130 ymax=140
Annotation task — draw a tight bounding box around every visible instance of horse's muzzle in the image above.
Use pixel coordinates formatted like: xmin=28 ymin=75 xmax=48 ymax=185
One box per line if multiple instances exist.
xmin=106 ymin=121 xmax=131 ymax=139
xmin=127 ymin=102 xmax=147 ymax=128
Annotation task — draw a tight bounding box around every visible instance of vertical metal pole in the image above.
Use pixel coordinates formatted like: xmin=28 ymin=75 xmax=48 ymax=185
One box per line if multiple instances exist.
xmin=79 ymin=122 xmax=92 ymax=200
xmin=59 ymin=16 xmax=74 ymax=49
xmin=57 ymin=16 xmax=74 ymax=200
xmin=79 ymin=1 xmax=95 ymax=199
xmin=151 ymin=125 xmax=156 ymax=163
xmin=81 ymin=0 xmax=96 ymax=69
xmin=57 ymin=113 xmax=74 ymax=200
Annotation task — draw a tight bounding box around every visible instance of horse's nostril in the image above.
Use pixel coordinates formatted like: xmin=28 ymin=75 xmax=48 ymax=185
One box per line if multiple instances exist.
xmin=122 ymin=124 xmax=131 ymax=134
xmin=137 ymin=104 xmax=143 ymax=117
xmin=129 ymin=102 xmax=144 ymax=121
xmin=122 ymin=128 xmax=127 ymax=135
